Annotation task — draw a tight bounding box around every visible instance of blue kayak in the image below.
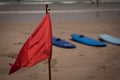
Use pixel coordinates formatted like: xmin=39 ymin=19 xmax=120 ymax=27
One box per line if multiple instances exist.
xmin=100 ymin=34 xmax=120 ymax=45
xmin=71 ymin=34 xmax=106 ymax=47
xmin=52 ymin=36 xmax=76 ymax=48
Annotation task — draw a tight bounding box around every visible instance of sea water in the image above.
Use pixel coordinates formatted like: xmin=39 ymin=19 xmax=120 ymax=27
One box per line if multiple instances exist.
xmin=0 ymin=0 xmax=120 ymax=3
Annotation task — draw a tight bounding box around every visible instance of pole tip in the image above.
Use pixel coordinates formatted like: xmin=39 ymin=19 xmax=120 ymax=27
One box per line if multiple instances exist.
xmin=46 ymin=4 xmax=50 ymax=14
xmin=46 ymin=4 xmax=48 ymax=8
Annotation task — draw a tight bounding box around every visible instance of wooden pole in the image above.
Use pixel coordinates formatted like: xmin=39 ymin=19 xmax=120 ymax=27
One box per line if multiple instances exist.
xmin=46 ymin=4 xmax=52 ymax=80
xmin=48 ymin=59 xmax=52 ymax=80
xmin=46 ymin=4 xmax=48 ymax=14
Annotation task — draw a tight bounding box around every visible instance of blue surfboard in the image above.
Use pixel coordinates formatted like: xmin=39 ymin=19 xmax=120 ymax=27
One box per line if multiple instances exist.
xmin=71 ymin=34 xmax=106 ymax=47
xmin=52 ymin=36 xmax=76 ymax=48
xmin=100 ymin=34 xmax=120 ymax=45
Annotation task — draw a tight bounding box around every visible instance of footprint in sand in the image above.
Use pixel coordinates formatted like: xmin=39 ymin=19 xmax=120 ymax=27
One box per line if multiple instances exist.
xmin=28 ymin=74 xmax=37 ymax=79
xmin=0 ymin=68 xmax=9 ymax=74
xmin=97 ymin=65 xmax=108 ymax=71
xmin=60 ymin=32 xmax=66 ymax=35
xmin=14 ymin=42 xmax=24 ymax=45
xmin=0 ymin=53 xmax=17 ymax=59
xmin=79 ymin=54 xmax=85 ymax=57
xmin=43 ymin=59 xmax=59 ymax=72
xmin=115 ymin=67 xmax=120 ymax=71
xmin=44 ymin=59 xmax=58 ymax=68
xmin=7 ymin=53 xmax=17 ymax=59
xmin=22 ymin=32 xmax=31 ymax=35
xmin=88 ymin=76 xmax=95 ymax=79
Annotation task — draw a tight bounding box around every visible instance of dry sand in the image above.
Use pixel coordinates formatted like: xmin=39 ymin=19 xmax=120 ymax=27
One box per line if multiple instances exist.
xmin=0 ymin=18 xmax=120 ymax=80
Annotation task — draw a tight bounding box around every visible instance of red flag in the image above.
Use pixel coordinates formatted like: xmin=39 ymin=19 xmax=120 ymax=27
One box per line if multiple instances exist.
xmin=9 ymin=13 xmax=52 ymax=75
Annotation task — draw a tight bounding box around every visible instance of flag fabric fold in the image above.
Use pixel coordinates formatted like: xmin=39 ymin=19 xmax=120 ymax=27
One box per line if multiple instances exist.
xmin=9 ymin=13 xmax=52 ymax=75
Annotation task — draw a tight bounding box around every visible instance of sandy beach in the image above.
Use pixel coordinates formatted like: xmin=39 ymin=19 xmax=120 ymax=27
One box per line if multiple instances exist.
xmin=0 ymin=3 xmax=120 ymax=80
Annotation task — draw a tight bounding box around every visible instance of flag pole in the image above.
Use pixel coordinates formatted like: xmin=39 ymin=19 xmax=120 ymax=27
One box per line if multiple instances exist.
xmin=46 ymin=4 xmax=48 ymax=14
xmin=46 ymin=4 xmax=52 ymax=80
xmin=48 ymin=58 xmax=52 ymax=80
